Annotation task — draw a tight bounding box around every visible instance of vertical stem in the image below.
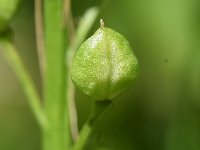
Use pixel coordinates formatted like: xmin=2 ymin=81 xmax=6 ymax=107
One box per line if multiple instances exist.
xmin=64 ymin=0 xmax=79 ymax=142
xmin=43 ymin=0 xmax=71 ymax=150
xmin=34 ymin=0 xmax=45 ymax=81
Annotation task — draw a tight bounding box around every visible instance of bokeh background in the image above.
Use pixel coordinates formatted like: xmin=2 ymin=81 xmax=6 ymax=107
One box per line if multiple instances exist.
xmin=1 ymin=0 xmax=200 ymax=149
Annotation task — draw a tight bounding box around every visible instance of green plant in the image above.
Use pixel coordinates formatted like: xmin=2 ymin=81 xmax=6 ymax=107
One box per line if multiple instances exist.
xmin=0 ymin=0 xmax=20 ymax=32
xmin=72 ymin=19 xmax=138 ymax=101
xmin=0 ymin=1 xmax=138 ymax=150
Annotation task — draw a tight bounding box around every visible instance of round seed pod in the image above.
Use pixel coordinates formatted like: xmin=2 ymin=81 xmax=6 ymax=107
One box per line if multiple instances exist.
xmin=72 ymin=20 xmax=138 ymax=101
xmin=0 ymin=0 xmax=20 ymax=32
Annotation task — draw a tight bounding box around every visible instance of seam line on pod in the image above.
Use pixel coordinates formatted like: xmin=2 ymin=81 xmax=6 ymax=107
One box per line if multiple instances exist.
xmin=104 ymin=28 xmax=112 ymax=99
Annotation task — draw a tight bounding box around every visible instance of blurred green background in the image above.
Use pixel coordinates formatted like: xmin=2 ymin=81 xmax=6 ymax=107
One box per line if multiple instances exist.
xmin=1 ymin=0 xmax=200 ymax=149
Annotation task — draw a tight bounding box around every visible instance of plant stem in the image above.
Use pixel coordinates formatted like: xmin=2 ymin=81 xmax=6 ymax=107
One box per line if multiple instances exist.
xmin=72 ymin=101 xmax=112 ymax=150
xmin=34 ymin=0 xmax=45 ymax=81
xmin=67 ymin=7 xmax=99 ymax=141
xmin=0 ymin=39 xmax=46 ymax=128
xmin=71 ymin=7 xmax=99 ymax=52
xmin=43 ymin=0 xmax=71 ymax=150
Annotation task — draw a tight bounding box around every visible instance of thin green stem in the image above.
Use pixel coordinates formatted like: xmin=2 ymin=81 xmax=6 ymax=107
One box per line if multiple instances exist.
xmin=0 ymin=39 xmax=46 ymax=128
xmin=72 ymin=122 xmax=91 ymax=150
xmin=67 ymin=7 xmax=99 ymax=141
xmin=43 ymin=0 xmax=71 ymax=150
xmin=72 ymin=101 xmax=112 ymax=150
xmin=71 ymin=7 xmax=99 ymax=52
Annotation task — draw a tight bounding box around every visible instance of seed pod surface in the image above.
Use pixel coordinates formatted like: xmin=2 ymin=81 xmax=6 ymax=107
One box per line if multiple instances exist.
xmin=72 ymin=21 xmax=138 ymax=100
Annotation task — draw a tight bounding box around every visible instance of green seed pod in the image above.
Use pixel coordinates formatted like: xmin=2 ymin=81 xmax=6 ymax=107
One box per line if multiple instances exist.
xmin=0 ymin=0 xmax=20 ymax=32
xmin=71 ymin=20 xmax=138 ymax=101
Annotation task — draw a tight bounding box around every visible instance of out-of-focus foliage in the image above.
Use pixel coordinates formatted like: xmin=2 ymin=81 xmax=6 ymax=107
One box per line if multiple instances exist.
xmin=0 ymin=0 xmax=20 ymax=32
xmin=0 ymin=0 xmax=200 ymax=150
